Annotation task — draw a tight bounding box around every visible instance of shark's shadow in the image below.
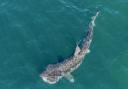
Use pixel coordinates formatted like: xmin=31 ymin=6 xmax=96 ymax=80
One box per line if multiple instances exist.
xmin=57 ymin=56 xmax=65 ymax=63
xmin=57 ymin=51 xmax=75 ymax=63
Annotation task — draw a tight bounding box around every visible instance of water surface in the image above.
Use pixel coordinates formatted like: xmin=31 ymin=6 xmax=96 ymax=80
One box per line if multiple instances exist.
xmin=0 ymin=0 xmax=128 ymax=89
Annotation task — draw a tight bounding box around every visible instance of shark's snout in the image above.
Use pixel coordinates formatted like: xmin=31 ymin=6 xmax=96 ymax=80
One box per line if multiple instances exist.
xmin=41 ymin=76 xmax=56 ymax=84
xmin=40 ymin=72 xmax=62 ymax=84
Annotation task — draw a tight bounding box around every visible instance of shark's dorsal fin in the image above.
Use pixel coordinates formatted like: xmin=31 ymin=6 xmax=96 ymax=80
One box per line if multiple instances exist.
xmin=74 ymin=44 xmax=81 ymax=56
xmin=63 ymin=73 xmax=74 ymax=83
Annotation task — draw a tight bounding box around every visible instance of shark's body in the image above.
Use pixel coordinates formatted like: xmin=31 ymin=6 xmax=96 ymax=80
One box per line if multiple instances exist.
xmin=40 ymin=12 xmax=99 ymax=84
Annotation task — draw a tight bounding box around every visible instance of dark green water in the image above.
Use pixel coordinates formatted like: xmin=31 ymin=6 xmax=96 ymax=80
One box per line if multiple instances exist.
xmin=0 ymin=0 xmax=128 ymax=89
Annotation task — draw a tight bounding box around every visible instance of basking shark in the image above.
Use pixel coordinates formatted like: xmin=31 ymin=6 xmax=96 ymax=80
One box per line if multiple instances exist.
xmin=40 ymin=12 xmax=99 ymax=84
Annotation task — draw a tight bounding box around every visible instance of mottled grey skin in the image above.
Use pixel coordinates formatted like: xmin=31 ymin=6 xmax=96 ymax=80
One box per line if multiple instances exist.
xmin=40 ymin=12 xmax=99 ymax=84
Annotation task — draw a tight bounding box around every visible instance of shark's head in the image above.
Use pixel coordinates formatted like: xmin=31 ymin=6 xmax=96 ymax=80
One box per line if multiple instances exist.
xmin=40 ymin=64 xmax=62 ymax=84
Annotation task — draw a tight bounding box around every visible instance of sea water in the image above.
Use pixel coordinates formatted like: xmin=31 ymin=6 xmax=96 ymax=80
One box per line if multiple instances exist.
xmin=0 ymin=0 xmax=128 ymax=89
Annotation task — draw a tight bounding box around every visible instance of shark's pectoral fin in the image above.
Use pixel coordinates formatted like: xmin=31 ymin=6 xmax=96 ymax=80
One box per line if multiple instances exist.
xmin=63 ymin=73 xmax=75 ymax=83
xmin=74 ymin=44 xmax=81 ymax=56
xmin=86 ymin=49 xmax=90 ymax=53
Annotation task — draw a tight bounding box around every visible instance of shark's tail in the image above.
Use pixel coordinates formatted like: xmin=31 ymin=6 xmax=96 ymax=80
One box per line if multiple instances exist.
xmin=87 ymin=11 xmax=99 ymax=37
xmin=90 ymin=11 xmax=100 ymax=28
xmin=82 ymin=11 xmax=99 ymax=49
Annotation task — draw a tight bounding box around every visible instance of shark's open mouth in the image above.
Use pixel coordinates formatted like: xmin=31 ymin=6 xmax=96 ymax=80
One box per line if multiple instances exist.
xmin=42 ymin=76 xmax=57 ymax=84
xmin=40 ymin=75 xmax=62 ymax=84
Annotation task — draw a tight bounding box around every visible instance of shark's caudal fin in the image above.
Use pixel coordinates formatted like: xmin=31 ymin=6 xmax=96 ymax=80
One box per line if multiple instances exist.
xmin=90 ymin=11 xmax=99 ymax=27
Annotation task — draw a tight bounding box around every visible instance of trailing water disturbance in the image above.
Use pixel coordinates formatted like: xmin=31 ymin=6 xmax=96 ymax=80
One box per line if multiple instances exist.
xmin=40 ymin=12 xmax=99 ymax=84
